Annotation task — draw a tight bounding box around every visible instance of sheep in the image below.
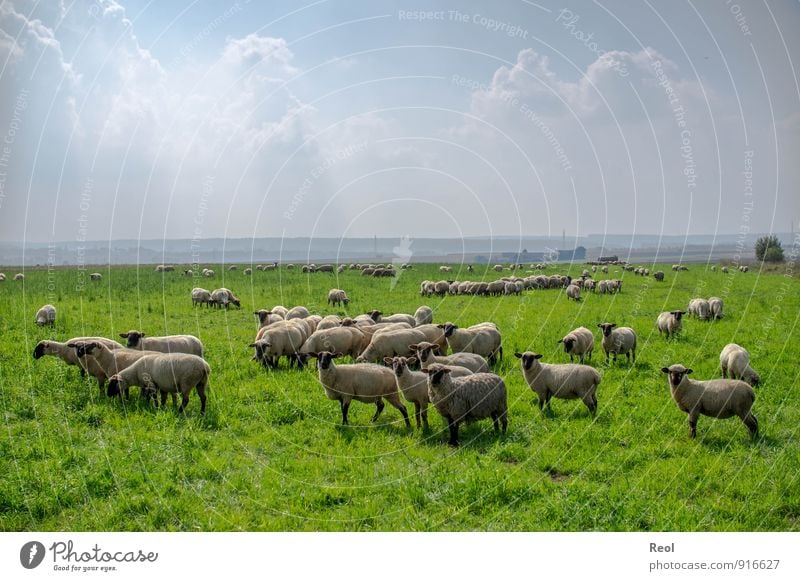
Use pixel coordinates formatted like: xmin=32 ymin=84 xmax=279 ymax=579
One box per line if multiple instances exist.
xmin=0 ymin=273 xmax=5 ymax=281
xmin=309 ymin=351 xmax=410 ymax=427
xmin=409 ymin=341 xmax=489 ymax=373
xmin=421 ymin=364 xmax=508 ymax=446
xmin=356 ymin=328 xmax=428 ymax=362
xmin=384 ymin=356 xmax=473 ymax=429
xmin=596 ymin=323 xmax=637 ymax=364
xmin=14 ymin=273 xmax=24 ymax=281
xmin=318 ymin=264 xmax=334 ymax=273
xmin=688 ymin=298 xmax=711 ymax=320
xmin=67 ymin=341 xmax=161 ymax=392
xmin=299 ymin=326 xmax=368 ymax=361
xmin=243 ymin=268 xmax=252 ymax=275
xmin=708 ymin=296 xmax=724 ymax=320
xmin=202 ymin=268 xmax=215 ymax=277
xmin=710 ymin=265 xmax=717 ymax=272
xmin=558 ymin=327 xmax=594 ymax=363
xmin=210 ymin=288 xmax=241 ymax=309
xmin=90 ymin=273 xmax=102 ymax=281
xmin=327 ymin=288 xmax=350 ymax=307
xmin=107 ymin=353 xmax=210 ymax=413
xmin=721 ymin=266 xmax=729 ymax=273
xmin=411 ymin=324 xmax=448 ymax=353
xmin=184 ymin=269 xmax=193 ymax=276
xmin=414 ymin=305 xmax=433 ymax=326
xmin=191 ymin=287 xmax=212 ymax=307
xmin=515 ymin=351 xmax=601 ymax=414
xmin=250 ymin=321 xmax=308 ymax=369
xmin=439 ymin=266 xmax=452 ymax=273
xmin=487 ymin=280 xmax=505 ymax=296
xmin=371 ymin=311 xmax=416 ymax=327
xmin=434 ymin=281 xmax=450 ymax=296
xmin=719 ymin=343 xmax=760 ymax=386
xmin=493 ymin=264 xmax=503 ymax=272
xmin=286 ymin=306 xmax=310 ymax=320
xmin=34 ymin=304 xmax=57 ymax=327
xmin=228 ymin=265 xmax=238 ymax=271
xmin=33 ymin=337 xmax=123 ymax=378
xmin=269 ymin=305 xmax=288 ymax=319
xmin=661 ymin=364 xmax=757 ymax=438
xmin=254 ymin=309 xmax=284 ymax=328
xmin=565 ymin=284 xmax=581 ymax=301
xmin=657 ymin=310 xmax=685 ymax=338
xmin=439 ymin=322 xmax=502 ymax=364
xmin=316 ymin=315 xmax=343 ymax=331
xmin=654 ymin=271 xmax=665 ymax=282
xmin=119 ymin=330 xmax=204 ymax=357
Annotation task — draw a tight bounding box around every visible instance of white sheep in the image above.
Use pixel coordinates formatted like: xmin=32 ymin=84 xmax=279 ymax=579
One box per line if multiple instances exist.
xmin=558 ymin=326 xmax=594 ymax=363
xmin=251 ymin=320 xmax=308 ymax=368
xmin=708 ymin=296 xmax=724 ymax=320
xmin=34 ymin=304 xmax=57 ymax=327
xmin=327 ymin=289 xmax=349 ymax=307
xmin=270 ymin=305 xmax=289 ymax=319
xmin=309 ymin=351 xmax=411 ymax=427
xmin=719 ymin=343 xmax=760 ymax=386
xmin=515 ymin=351 xmax=601 ymax=414
xmin=316 ymin=315 xmax=343 ymax=331
xmin=67 ymin=341 xmax=161 ymax=392
xmin=414 ymin=306 xmax=433 ymax=326
xmin=286 ymin=306 xmax=310 ymax=320
xmin=119 ymin=330 xmax=204 ymax=357
xmin=439 ymin=322 xmax=502 ymax=364
xmin=254 ymin=309 xmax=284 ymax=328
xmin=14 ymin=273 xmax=24 ymax=281
xmin=565 ymin=284 xmax=581 ymax=301
xmin=409 ymin=341 xmax=489 ymax=373
xmin=191 ymin=287 xmax=212 ymax=307
xmin=596 ymin=323 xmax=637 ymax=364
xmin=661 ymin=364 xmax=757 ymax=438
xmin=90 ymin=273 xmax=102 ymax=281
xmin=210 ymin=288 xmax=240 ymax=309
xmin=299 ymin=326 xmax=368 ymax=361
xmin=108 ymin=353 xmax=210 ymax=414
xmin=33 ymin=337 xmax=123 ymax=379
xmin=688 ymin=298 xmax=711 ymax=320
xmin=356 ymin=328 xmax=428 ymax=362
xmin=422 ymin=364 xmax=508 ymax=446
xmin=0 ymin=273 xmax=5 ymax=281
xmin=243 ymin=268 xmax=252 ymax=275
xmin=657 ymin=310 xmax=685 ymax=338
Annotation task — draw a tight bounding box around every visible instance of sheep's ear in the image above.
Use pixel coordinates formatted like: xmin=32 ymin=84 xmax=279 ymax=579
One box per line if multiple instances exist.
xmin=140 ymin=333 xmax=146 ymax=338
xmin=420 ymin=368 xmax=433 ymax=374
xmin=685 ymin=368 xmax=693 ymax=374
xmin=248 ymin=343 xmax=257 ymax=348
xmin=119 ymin=333 xmax=128 ymax=338
xmin=556 ymin=339 xmax=564 ymax=344
xmin=514 ymin=352 xmax=523 ymax=358
xmin=383 ymin=357 xmax=393 ymax=365
xmin=596 ymin=324 xmax=602 ymax=328
xmin=408 ymin=344 xmax=419 ymax=350
xmin=660 ymin=367 xmax=670 ymax=374
xmin=307 ymin=352 xmax=319 ymax=359
xmin=408 ymin=357 xmax=417 ymax=365
xmin=441 ymin=368 xmax=451 ymax=374
xmin=436 ymin=324 xmax=445 ymax=329
xmin=610 ymin=323 xmax=617 ymax=328
xmin=533 ymin=354 xmax=543 ymax=359
xmin=67 ymin=343 xmax=76 ymax=348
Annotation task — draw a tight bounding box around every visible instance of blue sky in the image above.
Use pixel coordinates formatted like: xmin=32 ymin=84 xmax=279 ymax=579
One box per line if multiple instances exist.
xmin=0 ymin=0 xmax=798 ymax=242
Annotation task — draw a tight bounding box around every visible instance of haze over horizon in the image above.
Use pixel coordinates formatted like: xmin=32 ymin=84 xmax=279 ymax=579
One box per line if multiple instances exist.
xmin=1 ymin=1 xmax=798 ymax=244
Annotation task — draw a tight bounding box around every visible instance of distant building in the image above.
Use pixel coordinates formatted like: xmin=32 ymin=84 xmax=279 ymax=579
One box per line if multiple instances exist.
xmin=597 ymin=254 xmax=618 ymax=263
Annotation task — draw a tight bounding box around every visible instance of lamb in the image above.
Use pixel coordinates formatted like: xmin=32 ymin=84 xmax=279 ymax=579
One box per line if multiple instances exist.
xmin=439 ymin=322 xmax=502 ymax=364
xmin=558 ymin=326 xmax=594 ymax=363
xmin=384 ymin=356 xmax=473 ymax=429
xmin=719 ymin=343 xmax=760 ymax=386
xmin=422 ymin=364 xmax=508 ymax=446
xmin=286 ymin=306 xmax=310 ymax=320
xmin=515 ymin=351 xmax=601 ymax=414
xmin=596 ymin=323 xmax=637 ymax=364
xmin=661 ymin=364 xmax=757 ymax=438
xmin=191 ymin=287 xmax=212 ymax=307
xmin=90 ymin=273 xmax=102 ymax=281
xmin=299 ymin=326 xmax=368 ymax=361
xmin=708 ymin=296 xmax=724 ymax=320
xmin=309 ymin=351 xmax=410 ymax=427
xmin=210 ymin=288 xmax=240 ymax=309
xmin=67 ymin=341 xmax=161 ymax=392
xmin=107 ymin=353 xmax=210 ymax=413
xmin=356 ymin=328 xmax=428 ymax=362
xmin=327 ymin=289 xmax=350 ymax=307
xmin=565 ymin=284 xmax=581 ymax=301
xmin=657 ymin=310 xmax=685 ymax=338
xmin=414 ymin=306 xmax=433 ymax=326
xmin=119 ymin=330 xmax=204 ymax=357
xmin=688 ymin=298 xmax=711 ymax=320
xmin=33 ymin=337 xmax=123 ymax=378
xmin=409 ymin=341 xmax=489 ymax=373
xmin=34 ymin=304 xmax=57 ymax=327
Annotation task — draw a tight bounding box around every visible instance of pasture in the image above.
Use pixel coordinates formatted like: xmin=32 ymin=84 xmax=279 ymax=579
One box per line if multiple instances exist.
xmin=1 ymin=262 xmax=798 ymax=531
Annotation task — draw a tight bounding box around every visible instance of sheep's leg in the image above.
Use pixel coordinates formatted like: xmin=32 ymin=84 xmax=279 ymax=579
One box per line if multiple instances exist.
xmin=160 ymin=391 xmax=167 ymax=408
xmin=178 ymin=392 xmax=190 ymax=413
xmin=582 ymin=393 xmax=597 ymax=415
xmin=742 ymin=412 xmax=758 ymax=438
xmin=687 ymin=410 xmax=700 ymax=438
xmin=491 ymin=412 xmax=500 ymax=432
xmin=413 ymin=402 xmax=422 ymax=429
xmin=721 ymin=365 xmax=728 ymax=378
xmin=371 ymin=399 xmax=385 ymax=423
xmin=340 ymin=400 xmax=351 ymax=425
xmin=446 ymin=416 xmax=460 ymax=446
xmin=499 ymin=411 xmax=508 ymax=433
xmin=387 ymin=398 xmax=411 ymax=428
xmin=604 ymin=351 xmax=610 ymax=364
xmin=421 ymin=404 xmax=429 ymax=430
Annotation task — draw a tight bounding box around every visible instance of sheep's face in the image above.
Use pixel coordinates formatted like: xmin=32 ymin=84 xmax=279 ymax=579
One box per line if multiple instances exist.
xmin=514 ymin=351 xmax=542 ymax=370
xmin=745 ymin=370 xmax=761 ymax=387
xmin=314 ymin=351 xmax=342 ymax=370
xmin=72 ymin=342 xmax=98 ymax=358
xmin=422 ymin=364 xmax=451 ymax=385
xmin=440 ymin=323 xmax=457 ymax=337
xmin=561 ymin=337 xmax=576 ymax=353
xmin=597 ymin=323 xmax=616 ymax=337
xmin=107 ymin=376 xmax=127 ymax=397
xmin=661 ymin=364 xmax=692 ymax=387
xmin=386 ymin=356 xmax=415 ymax=377
xmin=368 ymin=310 xmax=382 ymax=322
xmin=120 ymin=331 xmax=144 ymax=348
xmin=33 ymin=342 xmax=46 ymax=359
xmin=670 ymin=311 xmax=685 ymax=321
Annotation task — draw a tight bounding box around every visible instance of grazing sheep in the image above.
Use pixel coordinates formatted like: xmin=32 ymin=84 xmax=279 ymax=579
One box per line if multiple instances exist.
xmin=374 ymin=312 xmax=417 ymax=326
xmin=384 ymin=357 xmax=473 ymax=429
xmin=33 ymin=337 xmax=123 ymax=378
xmin=67 ymin=341 xmax=160 ymax=392
xmin=721 ymin=266 xmax=729 ymax=273
xmin=34 ymin=304 xmax=57 ymax=327
xmin=327 ymin=288 xmax=350 ymax=307
xmin=688 ymin=298 xmax=711 ymax=320
xmin=309 ymin=351 xmax=410 ymax=427
xmin=596 ymin=323 xmax=637 ymax=364
xmin=316 ymin=315 xmax=343 ymax=331
xmin=250 ymin=321 xmax=308 ymax=369
xmin=119 ymin=330 xmax=204 ymax=357
xmin=657 ymin=310 xmax=685 ymax=338
xmin=202 ymin=268 xmax=215 ymax=277
xmin=409 ymin=341 xmax=489 ymax=373
xmin=210 ymin=288 xmax=241 ymax=309
xmin=719 ymin=343 xmax=760 ymax=386
xmin=243 ymin=268 xmax=252 ymax=275
xmin=596 ymin=280 xmax=608 ymax=294
xmin=191 ymin=287 xmax=212 ymax=307
xmin=108 ymin=353 xmax=210 ymax=413
xmin=515 ymin=351 xmax=600 ymax=414
xmin=286 ymin=306 xmax=310 ymax=320
xmin=708 ymin=296 xmax=724 ymax=320
xmin=661 ymin=364 xmax=757 ymax=438
xmin=184 ymin=269 xmax=193 ymax=276
xmin=565 ymin=284 xmax=581 ymax=301
xmin=414 ymin=305 xmax=433 ymax=326
xmin=0 ymin=273 xmax=5 ymax=281
xmin=90 ymin=273 xmax=102 ymax=281
xmin=228 ymin=265 xmax=238 ymax=271
xmin=654 ymin=271 xmax=665 ymax=282
xmin=422 ymin=364 xmax=508 ymax=446
xmin=299 ymin=326 xmax=368 ymax=361
xmin=356 ymin=328 xmax=428 ymax=362
xmin=14 ymin=273 xmax=24 ymax=281
xmin=711 ymin=265 xmax=717 ymax=272
xmin=269 ymin=305 xmax=288 ymax=319
xmin=558 ymin=327 xmax=594 ymax=363
xmin=254 ymin=309 xmax=284 ymax=328
xmin=439 ymin=322 xmax=502 ymax=364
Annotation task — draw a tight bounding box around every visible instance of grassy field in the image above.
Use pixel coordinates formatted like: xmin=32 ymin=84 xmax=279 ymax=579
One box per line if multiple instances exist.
xmin=1 ymin=261 xmax=798 ymax=531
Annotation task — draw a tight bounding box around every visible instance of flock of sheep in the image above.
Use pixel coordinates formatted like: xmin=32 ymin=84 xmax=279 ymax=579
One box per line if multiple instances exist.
xmin=24 ymin=260 xmax=761 ymax=446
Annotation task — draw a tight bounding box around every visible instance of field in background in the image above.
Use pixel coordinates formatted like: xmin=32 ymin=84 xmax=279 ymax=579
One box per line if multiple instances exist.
xmin=1 ymin=262 xmax=798 ymax=531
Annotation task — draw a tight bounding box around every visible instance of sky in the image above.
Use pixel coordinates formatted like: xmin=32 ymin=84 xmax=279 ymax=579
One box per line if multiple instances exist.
xmin=0 ymin=0 xmax=798 ymax=243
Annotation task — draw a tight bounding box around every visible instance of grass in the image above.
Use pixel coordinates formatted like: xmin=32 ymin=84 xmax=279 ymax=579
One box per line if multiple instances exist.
xmin=0 ymin=261 xmax=798 ymax=531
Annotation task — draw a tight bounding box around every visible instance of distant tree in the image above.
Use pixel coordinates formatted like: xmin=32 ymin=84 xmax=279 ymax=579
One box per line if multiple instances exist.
xmin=755 ymin=235 xmax=784 ymax=262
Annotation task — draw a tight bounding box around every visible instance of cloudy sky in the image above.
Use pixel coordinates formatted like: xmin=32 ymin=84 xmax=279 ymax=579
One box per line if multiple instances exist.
xmin=0 ymin=0 xmax=798 ymax=243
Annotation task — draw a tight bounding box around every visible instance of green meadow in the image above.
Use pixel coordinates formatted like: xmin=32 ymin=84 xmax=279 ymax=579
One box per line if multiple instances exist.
xmin=1 ymin=262 xmax=798 ymax=531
